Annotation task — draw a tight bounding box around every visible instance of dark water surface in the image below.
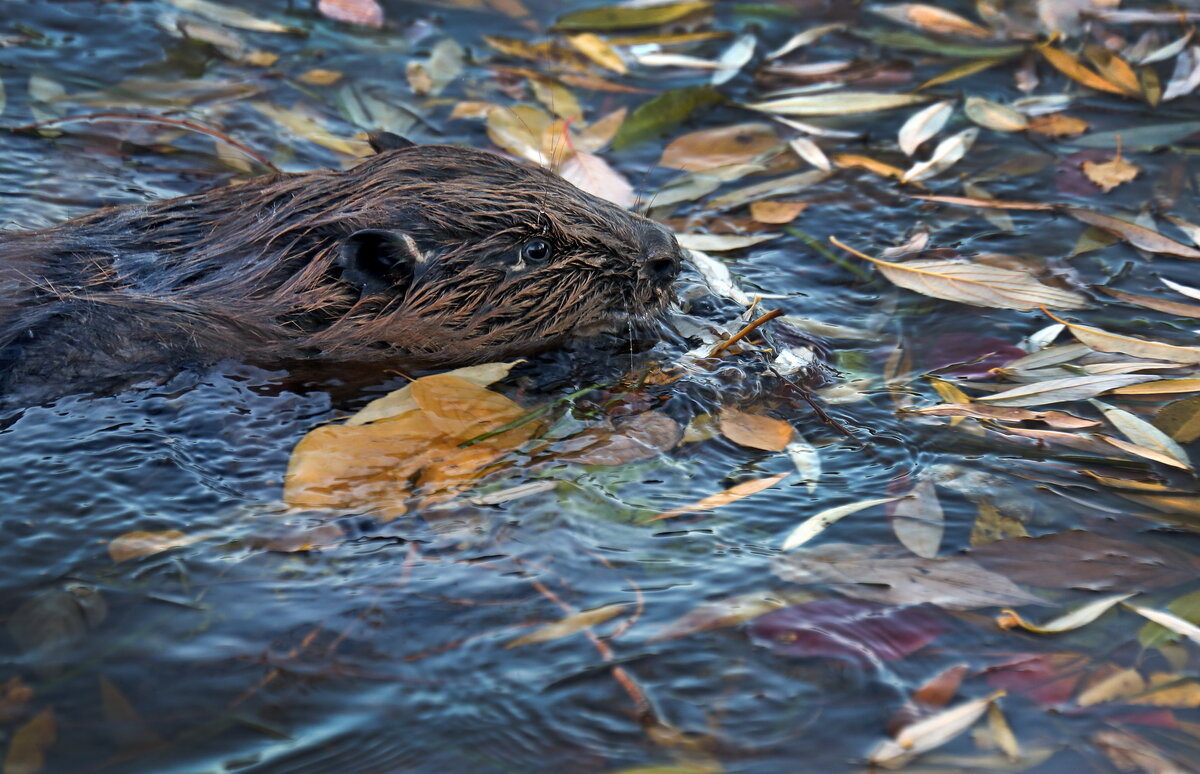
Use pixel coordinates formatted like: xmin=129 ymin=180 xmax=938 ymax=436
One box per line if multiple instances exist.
xmin=2 ymin=1 xmax=1200 ymax=772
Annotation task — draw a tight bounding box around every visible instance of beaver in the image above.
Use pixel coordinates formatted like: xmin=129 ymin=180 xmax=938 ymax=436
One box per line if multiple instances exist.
xmin=0 ymin=133 xmax=682 ymax=400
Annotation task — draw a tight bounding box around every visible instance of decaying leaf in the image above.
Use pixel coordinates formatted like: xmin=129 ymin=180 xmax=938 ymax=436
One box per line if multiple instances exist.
xmin=4 ymin=707 xmax=56 ymax=774
xmin=1082 ymin=151 xmax=1139 ymax=192
xmin=890 ymin=479 xmax=943 ymax=558
xmin=718 ymin=407 xmax=793 ymax=451
xmin=507 ymin=603 xmax=627 ymax=647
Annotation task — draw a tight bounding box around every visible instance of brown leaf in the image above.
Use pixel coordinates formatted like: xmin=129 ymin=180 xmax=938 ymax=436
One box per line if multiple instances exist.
xmin=718 ymin=407 xmax=793 ymax=451
xmin=871 ymin=3 xmax=992 ymax=38
xmin=970 ymin=531 xmax=1200 ymax=591
xmin=1082 ymin=154 xmax=1140 ymax=192
xmin=1027 ymin=113 xmax=1090 ymax=137
xmin=658 ymin=122 xmax=780 ymax=171
xmin=558 ymin=151 xmax=634 ymax=207
xmin=557 ymin=411 xmax=681 ymax=465
xmin=1040 ymin=45 xmax=1130 ymax=96
xmin=507 ymin=603 xmax=627 ymax=647
xmin=910 ymin=404 xmax=1101 ymax=429
xmin=749 ymin=200 xmax=808 ymax=224
xmin=108 ymin=530 xmax=201 ymax=563
xmin=1064 ymin=207 xmax=1200 ymax=258
xmin=4 ymin=707 xmax=55 ymax=774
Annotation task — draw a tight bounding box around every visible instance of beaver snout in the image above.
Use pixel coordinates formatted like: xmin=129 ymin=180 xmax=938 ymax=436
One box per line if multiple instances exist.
xmin=641 ymin=249 xmax=682 ymax=284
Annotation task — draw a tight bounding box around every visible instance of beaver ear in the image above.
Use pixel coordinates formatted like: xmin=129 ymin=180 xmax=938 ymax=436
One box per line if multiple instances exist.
xmin=338 ymin=229 xmax=421 ymax=295
xmin=367 ymin=132 xmax=416 ymax=154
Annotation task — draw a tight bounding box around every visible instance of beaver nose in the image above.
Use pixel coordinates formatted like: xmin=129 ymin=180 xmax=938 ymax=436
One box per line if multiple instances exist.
xmin=642 ymin=250 xmax=682 ymax=283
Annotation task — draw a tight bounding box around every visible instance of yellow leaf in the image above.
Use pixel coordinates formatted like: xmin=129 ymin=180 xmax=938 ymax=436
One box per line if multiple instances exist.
xmin=1040 ymin=45 xmax=1129 ymax=96
xmin=298 ymin=68 xmax=343 ymax=85
xmin=1082 ymin=154 xmax=1140 ymax=192
xmin=649 ymin=474 xmax=789 ymax=522
xmin=833 ymin=153 xmax=907 ymax=180
xmin=718 ymin=407 xmax=794 ymax=451
xmin=507 ymin=603 xmax=627 ymax=647
xmin=1077 ymin=668 xmax=1145 ymax=707
xmin=566 ymin=33 xmax=627 ymax=74
xmin=108 ymin=530 xmax=201 ymax=563
xmin=250 ymin=101 xmax=370 ymax=157
xmin=749 ymin=200 xmax=809 ymax=224
xmin=1027 ymin=113 xmax=1090 ymax=136
xmin=1047 ymin=311 xmax=1200 ymax=364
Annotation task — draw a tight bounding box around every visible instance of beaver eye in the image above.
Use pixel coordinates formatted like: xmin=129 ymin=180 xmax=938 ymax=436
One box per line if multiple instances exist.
xmin=521 ymin=238 xmax=553 ymax=262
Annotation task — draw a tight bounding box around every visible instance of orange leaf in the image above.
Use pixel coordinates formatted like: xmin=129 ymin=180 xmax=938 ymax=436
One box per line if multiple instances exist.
xmin=1040 ymin=45 xmax=1129 ymax=96
xmin=649 ymin=473 xmax=789 ymax=521
xmin=718 ymin=407 xmax=794 ymax=451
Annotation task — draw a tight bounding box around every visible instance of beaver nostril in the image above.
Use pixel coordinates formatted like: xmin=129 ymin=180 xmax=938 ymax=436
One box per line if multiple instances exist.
xmin=644 ymin=255 xmax=681 ymax=283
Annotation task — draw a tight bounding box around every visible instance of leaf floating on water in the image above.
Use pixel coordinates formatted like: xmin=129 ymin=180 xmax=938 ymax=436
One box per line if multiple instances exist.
xmin=675 ymin=233 xmax=781 ymax=252
xmin=613 ymin=86 xmax=723 ymax=150
xmin=712 ymin=33 xmax=755 ymax=86
xmin=869 ymin=691 xmax=1004 ymax=769
xmin=1039 ymin=44 xmax=1130 ymax=96
xmin=1126 ymin=604 xmax=1200 ymax=646
xmin=1064 ymin=207 xmax=1200 ymax=258
xmin=251 ymin=102 xmax=370 ymax=157
xmin=781 ymin=496 xmax=906 ymax=551
xmin=1027 ymin=113 xmax=1089 ymax=137
xmin=964 ymin=96 xmax=1028 ymax=132
xmin=750 ymin=598 xmax=943 ymax=662
xmin=765 ymin=23 xmax=845 ymax=60
xmin=718 ymin=407 xmax=793 ymax=451
xmin=1082 ymin=152 xmax=1139 ymax=193
xmin=869 ymin=3 xmax=992 ymax=39
xmin=832 ymin=154 xmax=907 ymax=181
xmin=559 ymin=151 xmax=634 ymax=208
xmin=787 ymin=136 xmax=831 ymax=171
xmin=650 ymin=473 xmax=789 ymax=522
xmin=786 ymin=435 xmax=821 ymax=492
xmin=1091 ymin=400 xmax=1192 ymax=471
xmin=507 ymin=603 xmax=627 ymax=647
xmin=658 ymin=122 xmax=779 ymax=171
xmin=745 ymin=91 xmax=930 ymax=117
xmin=1153 ymin=395 xmax=1200 ymax=443
xmin=997 ymin=592 xmax=1137 ymax=634
xmin=1163 ymin=45 xmax=1200 ymax=101
xmin=890 ymin=479 xmax=943 ymax=558
xmin=976 ymin=374 xmax=1161 ymax=407
xmin=898 ymin=99 xmax=953 ymax=156
xmin=108 ymin=530 xmax=202 ymax=563
xmin=834 ymin=238 xmax=1088 ymax=311
xmin=166 ymin=0 xmax=297 ymax=32
xmin=1049 ymin=312 xmax=1200 ymax=365
xmin=4 ymin=707 xmax=56 ymax=774
xmin=909 ymin=404 xmax=1101 ymax=429
xmin=555 ymin=0 xmax=711 ymax=31
xmin=749 ymin=199 xmax=809 ymax=224
xmin=774 ymin=543 xmax=1046 ymax=608
xmin=317 ymin=0 xmax=384 ymax=27
xmin=902 ymin=127 xmax=977 ymax=182
xmin=566 ymin=33 xmax=626 ymax=74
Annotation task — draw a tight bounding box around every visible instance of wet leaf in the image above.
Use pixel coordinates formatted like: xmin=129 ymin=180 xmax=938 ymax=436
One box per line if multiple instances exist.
xmin=869 ymin=692 xmax=1004 ymax=768
xmin=1163 ymin=45 xmax=1200 ymax=101
xmin=1082 ymin=152 xmax=1139 ymax=193
xmin=317 ymin=0 xmax=383 ymax=27
xmin=870 ymin=4 xmax=992 ymax=39
xmin=1052 ymin=314 xmax=1200 ymax=365
xmin=708 ymin=169 xmax=830 ymax=209
xmin=765 ymin=23 xmax=845 ymax=60
xmin=917 ymin=56 xmax=1008 ymax=90
xmin=298 ymin=68 xmax=343 ymax=86
xmin=556 ymin=412 xmax=681 ymax=465
xmin=774 ymin=543 xmax=1047 ymax=609
xmin=964 ymin=96 xmax=1028 ymax=132
xmin=997 ymin=592 xmax=1136 ymax=634
xmin=1091 ymin=401 xmax=1191 ymax=470
xmin=166 ymin=0 xmax=296 ymax=32
xmin=559 ymin=151 xmax=634 ymax=208
xmin=976 ymin=374 xmax=1161 ymax=407
xmin=1128 ymin=604 xmax=1200 ymax=647
xmin=718 ymin=407 xmax=793 ymax=451
xmin=781 ymin=496 xmax=906 ymax=551
xmin=566 ymin=33 xmax=626 ymax=74
xmin=108 ymin=530 xmax=201 ymax=563
xmin=507 ymin=603 xmax=627 ymax=647
xmin=786 ymin=435 xmax=821 ymax=492
xmin=1077 ymin=668 xmax=1145 ymax=707
xmin=652 ymin=591 xmax=814 ymax=640
xmin=970 ymin=500 xmax=1028 ymax=546
xmin=650 ymin=474 xmax=789 ymax=522
xmin=1027 ymin=113 xmax=1090 ymax=137
xmin=750 ymin=598 xmax=943 ymax=662
xmin=555 ymin=1 xmax=711 ymax=31
xmin=749 ymin=200 xmax=808 ymax=224
xmin=902 ymin=127 xmax=978 ymax=182
xmin=970 ymin=531 xmax=1200 ymax=591
xmin=675 ymin=233 xmax=780 ymax=252
xmin=1040 ymin=44 xmax=1130 ymax=96
xmin=832 ymin=154 xmax=906 ymax=181
xmin=1154 ymin=395 xmax=1200 ymax=443
xmin=1065 ymin=207 xmax=1200 ymax=258
xmin=348 ymin=362 xmax=520 ymax=426
xmin=846 ymin=247 xmax=1087 ymax=311
xmin=787 ymin=136 xmax=831 ymax=171
xmin=251 ymin=102 xmax=370 ymax=157
xmin=745 ymin=91 xmax=930 ymax=117
xmin=988 ymin=703 xmax=1020 ymax=763
xmin=99 ymin=676 xmax=162 ymax=752
xmin=1084 ymin=45 xmax=1142 ymax=98
xmin=910 ymin=404 xmax=1100 ymax=429
xmin=891 ymin=479 xmax=943 ymax=558
xmin=658 ymin=122 xmax=779 ymax=171
xmin=898 ymin=99 xmax=954 ymax=156
xmin=5 ymin=707 xmax=55 ymax=774
xmin=613 ymin=86 xmax=723 ymax=150
xmin=712 ymin=33 xmax=755 ymax=86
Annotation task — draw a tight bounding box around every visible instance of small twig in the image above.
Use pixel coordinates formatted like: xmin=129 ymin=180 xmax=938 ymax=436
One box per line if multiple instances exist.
xmin=10 ymin=112 xmax=279 ymax=172
xmin=707 ymin=307 xmax=784 ymax=357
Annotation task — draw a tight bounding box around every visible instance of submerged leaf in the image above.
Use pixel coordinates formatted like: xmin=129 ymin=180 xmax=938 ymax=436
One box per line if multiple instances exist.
xmin=750 ymin=598 xmax=943 ymax=662
xmin=869 ymin=692 xmax=1004 ymax=768
xmin=650 ymin=474 xmax=789 ymax=522
xmin=997 ymin=592 xmax=1136 ymax=634
xmin=781 ymin=496 xmax=906 ymax=551
xmin=898 ymin=99 xmax=954 ymax=155
xmin=746 ymin=92 xmax=930 ymax=116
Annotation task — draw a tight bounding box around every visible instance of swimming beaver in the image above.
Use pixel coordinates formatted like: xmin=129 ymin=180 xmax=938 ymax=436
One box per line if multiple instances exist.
xmin=0 ymin=134 xmax=682 ymax=399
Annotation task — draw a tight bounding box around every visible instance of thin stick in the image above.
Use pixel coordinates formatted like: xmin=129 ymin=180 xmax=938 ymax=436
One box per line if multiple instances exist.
xmin=708 ymin=308 xmax=784 ymax=357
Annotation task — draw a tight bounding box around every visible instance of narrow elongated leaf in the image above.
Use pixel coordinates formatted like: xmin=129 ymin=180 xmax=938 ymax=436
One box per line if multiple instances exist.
xmin=898 ymin=99 xmax=953 ymax=155
xmin=675 ymin=233 xmax=781 ymax=252
xmin=1055 ymin=315 xmax=1200 ymax=364
xmin=555 ymin=1 xmax=711 ymax=31
xmin=891 ymin=479 xmax=943 ymax=558
xmin=781 ymin=495 xmax=905 ymax=551
xmin=507 ymin=603 xmax=627 ymax=647
xmin=843 ymin=245 xmax=1088 ymax=311
xmin=1065 ymin=207 xmax=1200 ymax=258
xmin=902 ymin=127 xmax=978 ymax=182
xmin=613 ymin=86 xmax=722 ymax=149
xmin=650 ymin=474 xmax=789 ymax=521
xmin=1100 ymin=287 xmax=1200 ymax=319
xmin=976 ymin=375 xmax=1160 ymax=407
xmin=997 ymin=592 xmax=1136 ymax=634
xmin=1127 ymin=604 xmax=1200 ymax=645
xmin=765 ymin=23 xmax=844 ymax=60
xmin=869 ymin=692 xmax=1004 ymax=768
xmin=1092 ymin=400 xmax=1191 ymax=469
xmin=1040 ymin=45 xmax=1129 ymax=96
xmin=712 ymin=33 xmax=755 ymax=85
xmin=746 ymin=92 xmax=929 ymax=116
xmin=964 ymin=96 xmax=1028 ymax=132
xmin=870 ymin=4 xmax=991 ymax=38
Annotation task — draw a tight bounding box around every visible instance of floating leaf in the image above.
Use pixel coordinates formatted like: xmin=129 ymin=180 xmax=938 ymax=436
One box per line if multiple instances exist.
xmin=869 ymin=692 xmax=1004 ymax=769
xmin=675 ymin=233 xmax=780 ymax=252
xmin=1163 ymin=45 xmax=1200 ymax=101
xmin=964 ymin=96 xmax=1028 ymax=132
xmin=891 ymin=479 xmax=943 ymax=558
xmin=997 ymin=592 xmax=1136 ymax=634
xmin=788 ymin=136 xmax=831 ymax=171
xmin=559 ymin=151 xmax=634 ymax=208
xmin=507 ymin=603 xmax=627 ymax=647
xmin=838 ymin=241 xmax=1088 ymax=311
xmin=1027 ymin=113 xmax=1089 ymax=136
xmin=1039 ymin=44 xmax=1129 ymax=96
xmin=976 ymin=375 xmax=1161 ymax=407
xmin=1154 ymin=395 xmax=1200 ymax=443
xmin=1050 ymin=313 xmax=1200 ymax=365
xmin=658 ymin=122 xmax=779 ymax=171
xmin=251 ymin=102 xmax=370 ymax=157
xmin=650 ymin=474 xmax=789 ymax=522
xmin=1127 ymin=604 xmax=1200 ymax=646
xmin=909 ymin=404 xmax=1100 ymax=429
xmin=555 ymin=1 xmax=711 ymax=31
xmin=898 ymin=99 xmax=953 ymax=156
xmin=833 ymin=154 xmax=906 ymax=180
xmin=108 ymin=530 xmax=201 ymax=563
xmin=1082 ymin=152 xmax=1139 ymax=193
xmin=718 ymin=407 xmax=793 ymax=451
xmin=613 ymin=86 xmax=722 ymax=150
xmin=750 ymin=599 xmax=943 ymax=662
xmin=774 ymin=543 xmax=1047 ymax=609
xmin=165 ymin=0 xmax=296 ymax=32
xmin=902 ymin=127 xmax=977 ymax=182
xmin=749 ymin=200 xmax=809 ymax=224
xmin=781 ymin=496 xmax=905 ymax=551
xmin=712 ymin=33 xmax=755 ymax=86
xmin=870 ymin=4 xmax=992 ymax=39
xmin=1091 ymin=400 xmax=1191 ymax=470
xmin=317 ymin=0 xmax=383 ymax=27
xmin=566 ymin=33 xmax=626 ymax=74
xmin=765 ymin=23 xmax=845 ymax=60
xmin=745 ymin=92 xmax=930 ymax=116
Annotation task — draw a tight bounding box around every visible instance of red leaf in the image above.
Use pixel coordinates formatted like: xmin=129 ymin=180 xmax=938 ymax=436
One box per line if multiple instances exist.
xmin=749 ymin=598 xmax=943 ymax=663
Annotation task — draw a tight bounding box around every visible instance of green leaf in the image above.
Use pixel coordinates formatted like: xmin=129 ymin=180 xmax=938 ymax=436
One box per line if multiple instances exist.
xmin=555 ymin=1 xmax=711 ymax=31
xmin=612 ymin=85 xmax=723 ymax=150
xmin=1139 ymin=589 xmax=1200 ymax=648
xmin=850 ymin=27 xmax=1025 ymax=59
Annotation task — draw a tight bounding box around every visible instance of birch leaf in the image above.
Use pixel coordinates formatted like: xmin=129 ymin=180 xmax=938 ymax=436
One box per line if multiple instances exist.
xmin=902 ymin=128 xmax=978 ymax=182
xmin=976 ymin=375 xmax=1161 ymax=407
xmin=997 ymin=592 xmax=1136 ymax=634
xmin=869 ymin=692 xmax=1004 ymax=768
xmin=781 ymin=496 xmax=907 ymax=551
xmin=745 ymin=92 xmax=929 ymax=116
xmin=898 ymin=99 xmax=954 ymax=155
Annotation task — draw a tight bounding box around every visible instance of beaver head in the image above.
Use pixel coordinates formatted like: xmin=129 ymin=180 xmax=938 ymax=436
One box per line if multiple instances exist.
xmin=0 ymin=135 xmax=684 ymax=395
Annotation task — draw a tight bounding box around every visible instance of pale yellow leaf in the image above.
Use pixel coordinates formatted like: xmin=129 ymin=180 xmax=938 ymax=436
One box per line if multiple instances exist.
xmin=507 ymin=603 xmax=627 ymax=647
xmin=650 ymin=474 xmax=789 ymax=521
xmin=781 ymin=496 xmax=905 ymax=551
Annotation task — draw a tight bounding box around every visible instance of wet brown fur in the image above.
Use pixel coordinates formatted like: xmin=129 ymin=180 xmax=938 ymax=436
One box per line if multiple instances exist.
xmin=0 ymin=144 xmax=681 ymax=398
